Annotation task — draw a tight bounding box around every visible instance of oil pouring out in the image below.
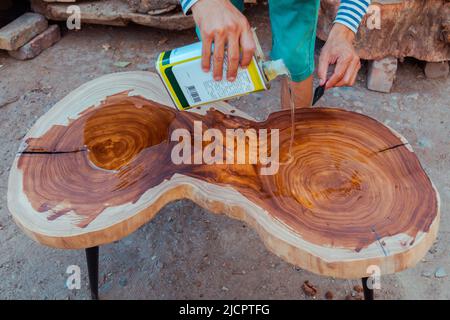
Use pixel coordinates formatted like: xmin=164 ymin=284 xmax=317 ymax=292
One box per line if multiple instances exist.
xmin=156 ymin=31 xmax=290 ymax=110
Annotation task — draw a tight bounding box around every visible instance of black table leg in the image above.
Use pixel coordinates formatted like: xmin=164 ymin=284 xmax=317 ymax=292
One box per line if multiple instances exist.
xmin=361 ymin=277 xmax=374 ymax=300
xmin=85 ymin=246 xmax=99 ymax=300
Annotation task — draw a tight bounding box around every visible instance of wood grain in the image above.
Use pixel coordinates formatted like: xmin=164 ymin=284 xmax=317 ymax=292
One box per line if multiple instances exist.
xmin=8 ymin=71 xmax=439 ymax=279
xmin=317 ymin=0 xmax=450 ymax=62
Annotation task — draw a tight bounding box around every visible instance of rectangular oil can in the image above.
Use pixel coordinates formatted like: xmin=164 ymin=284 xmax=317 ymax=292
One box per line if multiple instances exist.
xmin=155 ymin=38 xmax=280 ymax=111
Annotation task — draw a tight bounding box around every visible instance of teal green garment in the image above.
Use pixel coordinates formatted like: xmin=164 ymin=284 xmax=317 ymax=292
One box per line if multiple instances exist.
xmin=195 ymin=0 xmax=320 ymax=82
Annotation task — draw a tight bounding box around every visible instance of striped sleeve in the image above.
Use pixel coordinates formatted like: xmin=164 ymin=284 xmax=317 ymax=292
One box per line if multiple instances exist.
xmin=180 ymin=0 xmax=200 ymax=14
xmin=334 ymin=0 xmax=371 ymax=33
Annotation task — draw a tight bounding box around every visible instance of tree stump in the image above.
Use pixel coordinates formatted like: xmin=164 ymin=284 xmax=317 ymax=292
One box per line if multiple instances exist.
xmin=318 ymin=0 xmax=450 ymax=62
xmin=8 ymin=71 xmax=439 ymax=279
xmin=319 ymin=0 xmax=450 ymax=92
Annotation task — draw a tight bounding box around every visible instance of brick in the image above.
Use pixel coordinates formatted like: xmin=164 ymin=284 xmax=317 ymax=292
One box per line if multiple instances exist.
xmin=8 ymin=25 xmax=61 ymax=60
xmin=367 ymin=56 xmax=398 ymax=93
xmin=0 ymin=13 xmax=48 ymax=51
xmin=424 ymin=62 xmax=449 ymax=79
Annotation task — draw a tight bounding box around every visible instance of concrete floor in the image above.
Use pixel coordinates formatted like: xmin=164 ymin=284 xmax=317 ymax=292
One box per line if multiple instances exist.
xmin=0 ymin=5 xmax=449 ymax=299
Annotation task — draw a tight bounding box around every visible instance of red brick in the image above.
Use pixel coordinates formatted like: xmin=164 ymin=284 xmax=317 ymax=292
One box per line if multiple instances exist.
xmin=424 ymin=62 xmax=449 ymax=79
xmin=0 ymin=13 xmax=48 ymax=51
xmin=367 ymin=56 xmax=398 ymax=93
xmin=9 ymin=25 xmax=61 ymax=61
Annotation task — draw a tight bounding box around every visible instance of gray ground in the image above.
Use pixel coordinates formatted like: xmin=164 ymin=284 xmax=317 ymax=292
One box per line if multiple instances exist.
xmin=0 ymin=5 xmax=449 ymax=299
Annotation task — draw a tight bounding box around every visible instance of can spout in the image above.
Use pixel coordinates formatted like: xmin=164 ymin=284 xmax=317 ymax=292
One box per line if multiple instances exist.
xmin=251 ymin=28 xmax=266 ymax=62
xmin=262 ymin=59 xmax=290 ymax=82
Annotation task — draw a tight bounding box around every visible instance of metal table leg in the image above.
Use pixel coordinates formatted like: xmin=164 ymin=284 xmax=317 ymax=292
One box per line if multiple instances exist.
xmin=85 ymin=246 xmax=99 ymax=300
xmin=361 ymin=277 xmax=374 ymax=300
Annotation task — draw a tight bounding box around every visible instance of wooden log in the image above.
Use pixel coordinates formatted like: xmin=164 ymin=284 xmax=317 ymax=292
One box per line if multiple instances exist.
xmin=127 ymin=0 xmax=179 ymax=15
xmin=317 ymin=0 xmax=450 ymax=62
xmin=31 ymin=0 xmax=195 ymax=30
xmin=7 ymin=71 xmax=439 ymax=279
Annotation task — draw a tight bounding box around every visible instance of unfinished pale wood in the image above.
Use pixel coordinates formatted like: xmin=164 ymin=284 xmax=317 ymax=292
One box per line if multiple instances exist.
xmin=31 ymin=0 xmax=195 ymax=30
xmin=8 ymin=71 xmax=439 ymax=279
xmin=318 ymin=0 xmax=450 ymax=62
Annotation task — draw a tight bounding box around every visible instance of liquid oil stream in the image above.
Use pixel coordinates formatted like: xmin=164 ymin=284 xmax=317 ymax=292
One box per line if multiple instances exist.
xmin=288 ymin=80 xmax=295 ymax=161
xmin=261 ymin=60 xmax=294 ymax=165
xmin=277 ymin=78 xmax=295 ymax=166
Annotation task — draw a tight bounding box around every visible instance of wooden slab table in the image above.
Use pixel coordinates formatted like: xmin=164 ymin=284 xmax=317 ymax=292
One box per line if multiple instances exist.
xmin=7 ymin=72 xmax=440 ymax=299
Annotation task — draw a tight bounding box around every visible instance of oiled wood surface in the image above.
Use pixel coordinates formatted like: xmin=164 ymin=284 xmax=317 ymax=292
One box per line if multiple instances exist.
xmin=17 ymin=92 xmax=438 ymax=249
xmin=8 ymin=72 xmax=439 ymax=278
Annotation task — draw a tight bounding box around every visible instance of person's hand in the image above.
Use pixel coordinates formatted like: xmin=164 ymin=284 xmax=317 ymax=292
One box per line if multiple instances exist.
xmin=191 ymin=0 xmax=256 ymax=81
xmin=318 ymin=24 xmax=361 ymax=89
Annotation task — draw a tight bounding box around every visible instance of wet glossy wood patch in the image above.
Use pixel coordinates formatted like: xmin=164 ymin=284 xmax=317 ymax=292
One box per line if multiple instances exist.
xmin=17 ymin=92 xmax=437 ymax=250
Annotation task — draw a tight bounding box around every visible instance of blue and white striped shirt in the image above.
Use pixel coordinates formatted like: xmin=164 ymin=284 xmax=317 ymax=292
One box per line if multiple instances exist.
xmin=180 ymin=0 xmax=371 ymax=33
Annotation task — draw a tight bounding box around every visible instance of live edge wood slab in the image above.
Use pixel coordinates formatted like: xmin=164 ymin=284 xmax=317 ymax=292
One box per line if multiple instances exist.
xmin=8 ymin=71 xmax=439 ymax=279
